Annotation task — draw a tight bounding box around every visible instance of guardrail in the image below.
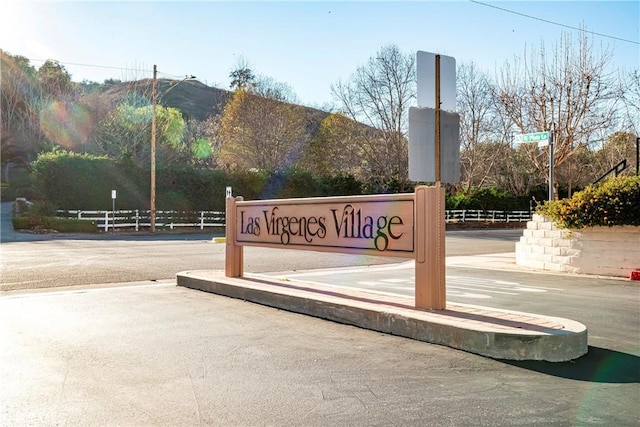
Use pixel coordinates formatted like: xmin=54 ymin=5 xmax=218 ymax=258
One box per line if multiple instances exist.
xmin=56 ymin=208 xmax=532 ymax=232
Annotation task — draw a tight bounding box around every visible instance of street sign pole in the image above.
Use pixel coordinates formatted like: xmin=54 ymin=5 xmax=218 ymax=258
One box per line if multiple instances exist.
xmin=513 ymin=130 xmax=554 ymax=201
xmin=548 ymin=131 xmax=554 ymax=202
xmin=435 ymin=54 xmax=441 ymax=185
xmin=111 ymin=190 xmax=117 ymax=233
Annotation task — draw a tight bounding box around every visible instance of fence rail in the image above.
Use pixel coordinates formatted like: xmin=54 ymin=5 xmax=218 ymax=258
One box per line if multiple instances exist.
xmin=57 ymin=208 xmax=532 ymax=232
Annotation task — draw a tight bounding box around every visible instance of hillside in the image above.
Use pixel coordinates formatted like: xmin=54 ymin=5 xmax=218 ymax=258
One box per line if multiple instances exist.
xmin=98 ymin=78 xmax=330 ymax=124
xmin=100 ymin=79 xmax=233 ymax=121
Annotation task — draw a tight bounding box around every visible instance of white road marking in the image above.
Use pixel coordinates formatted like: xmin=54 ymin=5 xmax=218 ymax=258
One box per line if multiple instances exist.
xmin=263 ymin=259 xmax=565 ymax=300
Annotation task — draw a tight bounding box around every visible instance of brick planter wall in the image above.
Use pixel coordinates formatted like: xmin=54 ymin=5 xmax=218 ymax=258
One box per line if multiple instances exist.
xmin=515 ymin=215 xmax=640 ymax=277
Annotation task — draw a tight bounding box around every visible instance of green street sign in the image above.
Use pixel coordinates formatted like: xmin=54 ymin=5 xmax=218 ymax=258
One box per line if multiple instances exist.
xmin=514 ymin=131 xmax=550 ymax=145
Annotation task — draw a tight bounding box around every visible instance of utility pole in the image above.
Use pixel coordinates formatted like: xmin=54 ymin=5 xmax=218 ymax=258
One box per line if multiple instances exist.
xmin=148 ymin=67 xmax=195 ymax=234
xmin=150 ymin=65 xmax=157 ymax=234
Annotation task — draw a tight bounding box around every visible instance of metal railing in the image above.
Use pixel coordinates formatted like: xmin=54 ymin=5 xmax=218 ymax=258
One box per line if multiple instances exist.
xmin=57 ymin=208 xmax=532 ymax=232
xmin=594 ymin=159 xmax=627 ymax=185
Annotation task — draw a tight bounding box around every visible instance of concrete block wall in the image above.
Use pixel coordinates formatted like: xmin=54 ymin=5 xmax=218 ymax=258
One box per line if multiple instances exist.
xmin=516 ymin=214 xmax=640 ymax=277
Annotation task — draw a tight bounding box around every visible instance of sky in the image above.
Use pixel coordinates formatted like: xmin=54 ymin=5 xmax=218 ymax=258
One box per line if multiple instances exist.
xmin=2 ymin=0 xmax=639 ymax=110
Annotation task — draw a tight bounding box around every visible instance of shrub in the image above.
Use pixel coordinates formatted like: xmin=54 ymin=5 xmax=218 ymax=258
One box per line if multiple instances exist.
xmin=30 ymin=150 xmax=148 ymax=210
xmin=537 ymin=176 xmax=640 ymax=229
xmin=43 ymin=217 xmax=98 ymax=233
xmin=319 ymin=174 xmax=363 ymax=196
xmin=445 ymin=187 xmax=534 ymax=211
xmin=12 ymin=215 xmax=97 ymax=233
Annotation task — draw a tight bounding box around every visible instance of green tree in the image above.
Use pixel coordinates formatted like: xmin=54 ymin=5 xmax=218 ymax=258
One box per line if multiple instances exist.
xmin=37 ymin=59 xmax=74 ymax=97
xmin=93 ymin=94 xmax=187 ymax=168
xmin=229 ymin=56 xmax=255 ymax=90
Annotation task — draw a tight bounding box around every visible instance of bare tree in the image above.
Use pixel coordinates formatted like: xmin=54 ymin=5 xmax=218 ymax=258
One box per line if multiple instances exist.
xmin=621 ymin=69 xmax=640 ymax=135
xmin=331 ymin=44 xmax=415 ymax=181
xmin=457 ymin=62 xmax=505 ymax=190
xmin=218 ymin=88 xmax=308 ymax=171
xmin=591 ymin=131 xmax=638 ymax=179
xmin=493 ymin=31 xmax=621 ymax=199
xmin=252 ymin=75 xmax=298 ymax=104
xmin=301 ymin=112 xmax=370 ymax=178
xmin=1 ymin=52 xmax=47 ymax=181
xmin=182 ymin=115 xmax=223 ymax=169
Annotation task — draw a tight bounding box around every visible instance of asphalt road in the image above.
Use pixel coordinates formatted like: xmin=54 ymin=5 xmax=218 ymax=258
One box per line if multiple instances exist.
xmin=2 ymin=201 xmax=638 ymax=426
xmin=1 ymin=201 xmax=523 ymax=291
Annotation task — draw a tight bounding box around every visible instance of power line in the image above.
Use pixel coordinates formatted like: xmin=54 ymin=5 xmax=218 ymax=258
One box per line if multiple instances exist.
xmin=470 ymin=0 xmax=640 ymax=46
xmin=15 ymin=56 xmax=186 ymax=80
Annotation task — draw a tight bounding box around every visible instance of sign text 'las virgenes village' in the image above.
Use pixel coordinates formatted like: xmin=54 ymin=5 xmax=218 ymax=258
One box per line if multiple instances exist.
xmin=235 ymin=198 xmax=415 ymax=255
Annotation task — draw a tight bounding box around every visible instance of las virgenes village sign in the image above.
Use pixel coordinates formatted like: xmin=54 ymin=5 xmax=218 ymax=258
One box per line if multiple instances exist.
xmin=236 ymin=196 xmax=414 ymax=255
xmin=226 ymin=186 xmax=447 ymax=310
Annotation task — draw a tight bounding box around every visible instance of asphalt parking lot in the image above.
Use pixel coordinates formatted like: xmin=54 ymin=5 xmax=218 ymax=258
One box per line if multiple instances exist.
xmin=2 ymin=281 xmax=638 ymax=426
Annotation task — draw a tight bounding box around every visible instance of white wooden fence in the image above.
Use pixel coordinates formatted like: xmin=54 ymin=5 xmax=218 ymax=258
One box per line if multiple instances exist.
xmin=57 ymin=210 xmax=226 ymax=232
xmin=445 ymin=210 xmax=532 ymax=223
xmin=57 ymin=209 xmax=532 ymax=232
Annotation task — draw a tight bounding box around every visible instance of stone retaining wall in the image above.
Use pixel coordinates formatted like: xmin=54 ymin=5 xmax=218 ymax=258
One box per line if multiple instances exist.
xmin=515 ymin=215 xmax=640 ymax=277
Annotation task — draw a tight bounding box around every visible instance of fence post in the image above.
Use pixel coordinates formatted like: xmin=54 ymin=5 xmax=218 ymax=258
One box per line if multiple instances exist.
xmin=104 ymin=212 xmax=109 ymax=232
xmin=135 ymin=210 xmax=139 ymax=231
xmin=200 ymin=211 xmax=204 ymax=230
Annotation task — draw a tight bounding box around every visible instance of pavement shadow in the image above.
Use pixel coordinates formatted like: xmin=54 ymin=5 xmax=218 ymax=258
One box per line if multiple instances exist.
xmin=503 ymin=346 xmax=640 ymax=384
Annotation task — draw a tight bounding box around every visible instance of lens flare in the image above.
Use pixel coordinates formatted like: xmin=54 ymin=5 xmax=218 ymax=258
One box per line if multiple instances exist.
xmin=40 ymin=101 xmax=93 ymax=149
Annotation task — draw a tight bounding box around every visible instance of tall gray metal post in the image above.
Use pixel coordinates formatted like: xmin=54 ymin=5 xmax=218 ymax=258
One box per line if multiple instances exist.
xmin=548 ymin=131 xmax=554 ymax=202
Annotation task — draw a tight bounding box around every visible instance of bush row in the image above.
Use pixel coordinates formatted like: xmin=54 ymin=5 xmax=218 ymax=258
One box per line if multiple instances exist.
xmin=537 ymin=176 xmax=640 ymax=228
xmin=29 ymin=150 xmax=540 ymax=212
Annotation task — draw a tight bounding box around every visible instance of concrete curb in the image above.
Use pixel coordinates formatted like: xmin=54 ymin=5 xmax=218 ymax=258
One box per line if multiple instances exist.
xmin=177 ymin=270 xmax=588 ymax=362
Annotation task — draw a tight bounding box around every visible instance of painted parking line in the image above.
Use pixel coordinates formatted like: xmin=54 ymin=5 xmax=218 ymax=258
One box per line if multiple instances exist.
xmin=263 ymin=260 xmax=565 ymax=300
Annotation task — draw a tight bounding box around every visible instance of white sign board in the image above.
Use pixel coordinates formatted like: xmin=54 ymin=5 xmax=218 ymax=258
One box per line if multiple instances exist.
xmin=111 ymin=190 xmax=117 ymax=199
xmin=416 ymin=51 xmax=456 ymax=111
xmin=408 ymin=107 xmax=461 ymax=183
